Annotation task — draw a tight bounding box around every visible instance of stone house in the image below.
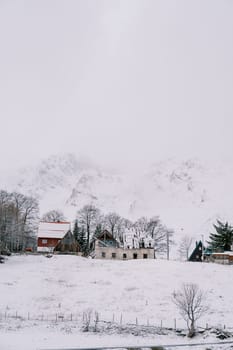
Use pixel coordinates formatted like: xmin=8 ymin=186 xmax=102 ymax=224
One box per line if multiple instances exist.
xmin=93 ymin=230 xmax=155 ymax=260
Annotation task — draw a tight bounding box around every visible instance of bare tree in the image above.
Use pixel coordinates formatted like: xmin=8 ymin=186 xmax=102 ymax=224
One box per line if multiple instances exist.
xmin=0 ymin=190 xmax=39 ymax=252
xmin=18 ymin=195 xmax=39 ymax=250
xmin=178 ymin=235 xmax=193 ymax=261
xmin=0 ymin=190 xmax=11 ymax=251
xmin=77 ymin=204 xmax=100 ymax=250
xmin=134 ymin=216 xmax=149 ymax=237
xmin=104 ymin=212 xmax=124 ymax=240
xmin=11 ymin=192 xmax=39 ymax=251
xmin=42 ymin=210 xmax=66 ymax=222
xmin=172 ymin=283 xmax=208 ymax=337
xmin=132 ymin=216 xmax=174 ymax=257
xmin=148 ymin=217 xmax=174 ymax=256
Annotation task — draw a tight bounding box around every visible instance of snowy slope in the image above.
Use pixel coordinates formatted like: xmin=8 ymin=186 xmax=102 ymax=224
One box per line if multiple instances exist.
xmin=0 ymin=255 xmax=233 ymax=350
xmin=1 ymin=153 xmax=233 ymax=241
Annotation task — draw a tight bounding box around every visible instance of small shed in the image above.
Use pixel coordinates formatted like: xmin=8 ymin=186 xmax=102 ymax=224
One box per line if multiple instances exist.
xmin=188 ymin=241 xmax=203 ymax=262
xmin=54 ymin=230 xmax=80 ymax=253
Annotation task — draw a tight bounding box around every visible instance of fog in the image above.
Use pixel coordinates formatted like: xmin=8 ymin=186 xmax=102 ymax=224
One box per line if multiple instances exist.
xmin=0 ymin=0 xmax=233 ymax=171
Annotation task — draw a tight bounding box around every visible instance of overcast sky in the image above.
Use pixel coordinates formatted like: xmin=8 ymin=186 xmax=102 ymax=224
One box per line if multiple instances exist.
xmin=0 ymin=0 xmax=233 ymax=171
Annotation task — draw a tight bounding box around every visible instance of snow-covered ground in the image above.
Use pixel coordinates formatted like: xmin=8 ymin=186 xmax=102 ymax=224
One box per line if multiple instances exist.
xmin=0 ymin=254 xmax=233 ymax=350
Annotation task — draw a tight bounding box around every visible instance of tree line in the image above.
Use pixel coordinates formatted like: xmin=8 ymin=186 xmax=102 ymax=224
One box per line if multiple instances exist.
xmin=1 ymin=188 xmax=232 ymax=258
xmin=0 ymin=194 xmax=174 ymax=256
xmin=41 ymin=206 xmax=174 ymax=256
xmin=41 ymin=212 xmax=233 ymax=257
xmin=71 ymin=204 xmax=174 ymax=256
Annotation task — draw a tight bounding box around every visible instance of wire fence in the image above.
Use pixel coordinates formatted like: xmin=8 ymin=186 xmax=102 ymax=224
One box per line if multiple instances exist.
xmin=0 ymin=309 xmax=232 ymax=333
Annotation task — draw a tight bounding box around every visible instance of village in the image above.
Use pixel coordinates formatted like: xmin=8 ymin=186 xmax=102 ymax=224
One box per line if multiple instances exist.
xmin=37 ymin=221 xmax=156 ymax=260
xmin=35 ymin=218 xmax=233 ymax=265
xmin=1 ymin=201 xmax=233 ymax=265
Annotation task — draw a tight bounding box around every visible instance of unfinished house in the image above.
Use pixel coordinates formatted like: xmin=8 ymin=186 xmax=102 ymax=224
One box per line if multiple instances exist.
xmin=93 ymin=229 xmax=155 ymax=260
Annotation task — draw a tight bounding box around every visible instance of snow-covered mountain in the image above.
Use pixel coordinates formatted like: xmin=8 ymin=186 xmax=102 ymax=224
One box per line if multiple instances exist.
xmin=2 ymin=153 xmax=233 ymax=239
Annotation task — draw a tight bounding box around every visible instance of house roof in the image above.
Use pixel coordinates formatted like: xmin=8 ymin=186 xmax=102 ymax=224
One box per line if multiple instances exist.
xmin=212 ymin=251 xmax=233 ymax=256
xmin=95 ymin=230 xmax=114 ymax=240
xmin=188 ymin=240 xmax=203 ymax=261
xmin=38 ymin=222 xmax=71 ymax=239
xmin=54 ymin=230 xmax=80 ymax=251
xmin=58 ymin=230 xmax=76 ymax=245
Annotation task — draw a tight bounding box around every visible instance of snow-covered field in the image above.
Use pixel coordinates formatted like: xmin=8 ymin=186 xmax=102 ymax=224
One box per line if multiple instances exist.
xmin=0 ymin=254 xmax=233 ymax=350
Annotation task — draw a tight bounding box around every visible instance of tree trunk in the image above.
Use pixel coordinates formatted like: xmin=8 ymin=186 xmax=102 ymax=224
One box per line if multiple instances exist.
xmin=188 ymin=321 xmax=195 ymax=338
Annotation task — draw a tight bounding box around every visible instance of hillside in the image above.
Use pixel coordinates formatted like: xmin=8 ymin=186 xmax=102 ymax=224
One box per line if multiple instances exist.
xmin=0 ymin=255 xmax=232 ymax=349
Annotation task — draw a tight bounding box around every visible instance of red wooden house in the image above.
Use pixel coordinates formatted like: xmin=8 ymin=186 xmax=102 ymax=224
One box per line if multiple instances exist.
xmin=37 ymin=221 xmax=71 ymax=253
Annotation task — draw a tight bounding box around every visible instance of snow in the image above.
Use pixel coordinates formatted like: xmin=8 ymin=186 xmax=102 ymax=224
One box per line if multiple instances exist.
xmin=2 ymin=154 xmax=233 ymax=245
xmin=0 ymin=255 xmax=233 ymax=349
xmin=38 ymin=222 xmax=71 ymax=239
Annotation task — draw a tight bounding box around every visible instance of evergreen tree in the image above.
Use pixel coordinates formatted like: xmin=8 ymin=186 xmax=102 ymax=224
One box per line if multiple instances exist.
xmin=208 ymin=220 xmax=233 ymax=251
xmin=78 ymin=226 xmax=87 ymax=253
xmin=73 ymin=220 xmax=79 ymax=241
xmin=73 ymin=220 xmax=87 ymax=253
xmin=94 ymin=223 xmax=102 ymax=237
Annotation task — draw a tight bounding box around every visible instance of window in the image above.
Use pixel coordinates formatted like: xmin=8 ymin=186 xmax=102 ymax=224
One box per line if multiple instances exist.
xmin=42 ymin=239 xmax=47 ymax=244
xmin=112 ymin=253 xmax=116 ymax=258
xmin=143 ymin=254 xmax=148 ymax=259
xmin=133 ymin=253 xmax=138 ymax=259
xmin=101 ymin=252 xmax=106 ymax=258
xmin=123 ymin=253 xmax=127 ymax=259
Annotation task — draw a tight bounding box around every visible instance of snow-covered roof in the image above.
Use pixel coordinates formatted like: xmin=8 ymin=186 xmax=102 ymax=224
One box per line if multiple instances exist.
xmin=213 ymin=251 xmax=233 ymax=256
xmin=38 ymin=222 xmax=70 ymax=239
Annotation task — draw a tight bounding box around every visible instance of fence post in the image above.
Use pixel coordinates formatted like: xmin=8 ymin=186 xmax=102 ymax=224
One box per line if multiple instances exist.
xmin=120 ymin=314 xmax=122 ymax=325
xmin=136 ymin=317 xmax=138 ymax=326
xmin=174 ymin=318 xmax=176 ymax=330
xmin=112 ymin=313 xmax=115 ymax=323
xmin=160 ymin=320 xmax=163 ymax=329
xmin=55 ymin=313 xmax=57 ymax=322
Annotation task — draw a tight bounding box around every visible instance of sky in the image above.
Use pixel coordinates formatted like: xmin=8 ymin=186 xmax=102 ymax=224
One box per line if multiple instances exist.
xmin=0 ymin=0 xmax=233 ymax=171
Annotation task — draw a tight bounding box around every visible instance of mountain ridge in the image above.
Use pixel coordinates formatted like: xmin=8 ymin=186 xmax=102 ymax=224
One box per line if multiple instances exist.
xmin=1 ymin=153 xmax=232 ymax=240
